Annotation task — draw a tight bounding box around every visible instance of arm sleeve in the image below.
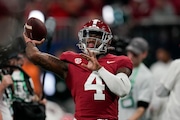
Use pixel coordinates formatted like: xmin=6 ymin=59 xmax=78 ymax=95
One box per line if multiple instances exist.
xmin=97 ymin=67 xmax=131 ymax=97
xmin=117 ymin=56 xmax=133 ymax=72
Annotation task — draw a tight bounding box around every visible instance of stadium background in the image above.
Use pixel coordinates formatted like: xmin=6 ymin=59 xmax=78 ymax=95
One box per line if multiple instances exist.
xmin=0 ymin=0 xmax=180 ymax=115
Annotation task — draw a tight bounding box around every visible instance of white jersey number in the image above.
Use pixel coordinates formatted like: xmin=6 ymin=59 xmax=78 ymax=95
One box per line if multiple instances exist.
xmin=84 ymin=72 xmax=105 ymax=100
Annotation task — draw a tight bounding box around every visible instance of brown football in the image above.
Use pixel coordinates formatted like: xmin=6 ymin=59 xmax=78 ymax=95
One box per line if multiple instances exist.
xmin=24 ymin=17 xmax=47 ymax=41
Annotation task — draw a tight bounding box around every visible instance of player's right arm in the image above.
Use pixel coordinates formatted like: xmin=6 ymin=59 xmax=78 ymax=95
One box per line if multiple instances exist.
xmin=156 ymin=60 xmax=180 ymax=97
xmin=24 ymin=34 xmax=68 ymax=79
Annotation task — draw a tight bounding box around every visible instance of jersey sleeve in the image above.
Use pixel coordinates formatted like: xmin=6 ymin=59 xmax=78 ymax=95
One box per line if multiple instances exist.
xmin=59 ymin=51 xmax=76 ymax=62
xmin=117 ymin=56 xmax=133 ymax=71
xmin=59 ymin=51 xmax=88 ymax=66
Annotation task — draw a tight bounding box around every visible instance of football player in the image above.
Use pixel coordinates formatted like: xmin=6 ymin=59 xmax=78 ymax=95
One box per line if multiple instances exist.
xmin=23 ymin=19 xmax=133 ymax=120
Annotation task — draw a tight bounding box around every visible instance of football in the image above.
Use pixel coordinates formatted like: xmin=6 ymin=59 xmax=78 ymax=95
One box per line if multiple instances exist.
xmin=24 ymin=17 xmax=47 ymax=41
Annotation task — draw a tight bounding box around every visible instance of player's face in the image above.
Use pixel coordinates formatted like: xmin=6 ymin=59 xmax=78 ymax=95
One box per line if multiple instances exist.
xmin=86 ymin=32 xmax=102 ymax=48
xmin=127 ymin=51 xmax=144 ymax=67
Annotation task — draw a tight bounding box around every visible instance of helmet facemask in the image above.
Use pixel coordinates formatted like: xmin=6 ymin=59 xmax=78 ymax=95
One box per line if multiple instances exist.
xmin=77 ymin=28 xmax=112 ymax=55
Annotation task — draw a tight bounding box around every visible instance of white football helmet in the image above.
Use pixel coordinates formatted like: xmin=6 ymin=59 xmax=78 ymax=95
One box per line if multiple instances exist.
xmin=77 ymin=19 xmax=113 ymax=55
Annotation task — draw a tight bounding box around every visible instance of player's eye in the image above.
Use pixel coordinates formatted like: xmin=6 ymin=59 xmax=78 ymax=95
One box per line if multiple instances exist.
xmin=83 ymin=30 xmax=103 ymax=39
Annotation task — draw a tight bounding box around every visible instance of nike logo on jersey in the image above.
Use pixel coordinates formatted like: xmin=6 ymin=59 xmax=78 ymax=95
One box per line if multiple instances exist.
xmin=107 ymin=61 xmax=115 ymax=64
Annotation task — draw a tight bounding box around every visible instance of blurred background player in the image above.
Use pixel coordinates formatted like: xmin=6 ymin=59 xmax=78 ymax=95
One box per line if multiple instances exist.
xmin=119 ymin=37 xmax=153 ymax=120
xmin=23 ymin=19 xmax=133 ymax=120
xmin=148 ymin=43 xmax=172 ymax=120
xmin=150 ymin=44 xmax=172 ymax=80
xmin=156 ymin=57 xmax=180 ymax=120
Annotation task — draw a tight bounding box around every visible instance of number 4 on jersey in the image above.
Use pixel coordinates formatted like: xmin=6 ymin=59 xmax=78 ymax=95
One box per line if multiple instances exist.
xmin=84 ymin=72 xmax=105 ymax=100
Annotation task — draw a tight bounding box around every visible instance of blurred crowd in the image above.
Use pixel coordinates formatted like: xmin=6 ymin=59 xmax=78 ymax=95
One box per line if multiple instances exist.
xmin=0 ymin=0 xmax=180 ymax=120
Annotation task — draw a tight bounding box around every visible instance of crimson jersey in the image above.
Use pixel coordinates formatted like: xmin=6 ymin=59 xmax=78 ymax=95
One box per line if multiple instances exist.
xmin=60 ymin=51 xmax=133 ymax=120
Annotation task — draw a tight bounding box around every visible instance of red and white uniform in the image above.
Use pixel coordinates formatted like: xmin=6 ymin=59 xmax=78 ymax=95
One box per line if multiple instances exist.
xmin=60 ymin=51 xmax=132 ymax=120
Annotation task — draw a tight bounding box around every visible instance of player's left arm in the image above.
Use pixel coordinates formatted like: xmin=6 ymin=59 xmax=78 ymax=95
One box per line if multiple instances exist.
xmin=97 ymin=67 xmax=131 ymax=97
xmin=81 ymin=49 xmax=132 ymax=97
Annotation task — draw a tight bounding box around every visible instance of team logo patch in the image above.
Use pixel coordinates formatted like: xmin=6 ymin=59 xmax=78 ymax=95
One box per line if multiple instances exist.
xmin=74 ymin=58 xmax=82 ymax=64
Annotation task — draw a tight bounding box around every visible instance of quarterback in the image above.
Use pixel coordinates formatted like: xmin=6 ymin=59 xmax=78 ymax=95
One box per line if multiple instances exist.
xmin=23 ymin=19 xmax=133 ymax=120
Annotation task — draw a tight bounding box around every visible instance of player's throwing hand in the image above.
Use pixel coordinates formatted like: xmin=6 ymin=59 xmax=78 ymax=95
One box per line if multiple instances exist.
xmin=23 ymin=33 xmax=45 ymax=45
xmin=80 ymin=49 xmax=102 ymax=71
